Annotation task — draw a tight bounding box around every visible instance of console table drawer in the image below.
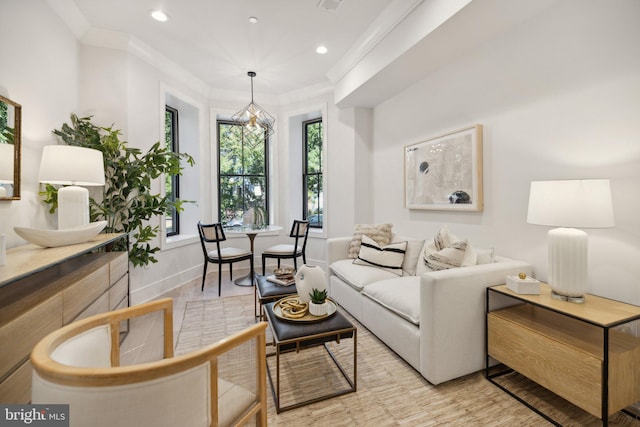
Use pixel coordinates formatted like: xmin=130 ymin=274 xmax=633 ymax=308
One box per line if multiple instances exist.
xmin=488 ymin=309 xmax=602 ymax=416
xmin=109 ymin=274 xmax=129 ymax=310
xmin=0 ymin=294 xmax=63 ymax=379
xmin=489 ymin=303 xmax=640 ymax=417
xmin=62 ymin=264 xmax=110 ymax=324
xmin=0 ymin=359 xmax=32 ymax=404
xmin=109 ymin=252 xmax=128 ymax=284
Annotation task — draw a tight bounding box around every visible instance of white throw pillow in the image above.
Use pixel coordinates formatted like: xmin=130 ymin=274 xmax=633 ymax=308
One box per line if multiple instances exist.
xmin=392 ymin=234 xmax=425 ymax=276
xmin=476 ymin=247 xmax=495 ymax=264
xmin=353 ymin=234 xmax=407 ymax=276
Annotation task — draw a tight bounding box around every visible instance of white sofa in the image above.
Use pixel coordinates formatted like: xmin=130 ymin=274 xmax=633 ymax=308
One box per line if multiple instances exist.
xmin=327 ymin=232 xmax=532 ymax=385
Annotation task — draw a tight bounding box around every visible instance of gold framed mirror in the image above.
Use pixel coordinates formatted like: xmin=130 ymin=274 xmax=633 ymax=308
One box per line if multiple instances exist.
xmin=0 ymin=94 xmax=21 ymax=200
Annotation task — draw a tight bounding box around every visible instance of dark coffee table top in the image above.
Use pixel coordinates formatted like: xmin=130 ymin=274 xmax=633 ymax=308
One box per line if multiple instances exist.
xmin=264 ymin=301 xmax=355 ymax=349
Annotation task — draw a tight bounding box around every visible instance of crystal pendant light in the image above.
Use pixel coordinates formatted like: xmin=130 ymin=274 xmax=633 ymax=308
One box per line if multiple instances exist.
xmin=232 ymin=71 xmax=275 ymax=137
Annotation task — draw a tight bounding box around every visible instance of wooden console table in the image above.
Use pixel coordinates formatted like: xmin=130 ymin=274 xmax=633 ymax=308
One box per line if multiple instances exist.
xmin=486 ymin=283 xmax=640 ymax=426
xmin=0 ymin=234 xmax=129 ymax=403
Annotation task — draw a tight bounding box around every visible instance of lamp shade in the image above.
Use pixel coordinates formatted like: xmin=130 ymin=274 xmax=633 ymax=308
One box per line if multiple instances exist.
xmin=527 ymin=179 xmax=614 ymax=228
xmin=38 ymin=145 xmax=105 ymax=186
xmin=0 ymin=143 xmax=14 ymax=183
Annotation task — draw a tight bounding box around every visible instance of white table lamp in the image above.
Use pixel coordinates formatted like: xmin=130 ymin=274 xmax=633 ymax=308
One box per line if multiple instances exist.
xmin=38 ymin=145 xmax=105 ymax=230
xmin=527 ymin=179 xmax=614 ymax=302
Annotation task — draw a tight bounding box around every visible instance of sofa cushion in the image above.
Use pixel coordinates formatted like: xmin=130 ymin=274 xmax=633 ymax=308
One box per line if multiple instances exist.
xmin=330 ymin=259 xmax=399 ymax=291
xmin=353 ymin=235 xmax=407 ymax=276
xmin=348 ymin=223 xmax=393 ymax=258
xmin=361 ymin=276 xmax=420 ymax=325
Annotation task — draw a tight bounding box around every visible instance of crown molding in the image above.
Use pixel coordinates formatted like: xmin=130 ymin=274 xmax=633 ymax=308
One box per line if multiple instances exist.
xmin=326 ymin=0 xmax=424 ymax=84
xmin=46 ymin=1 xmax=334 ymax=108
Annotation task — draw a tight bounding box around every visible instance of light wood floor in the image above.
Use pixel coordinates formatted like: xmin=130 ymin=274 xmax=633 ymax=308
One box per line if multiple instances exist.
xmin=120 ymin=265 xmax=263 ymax=364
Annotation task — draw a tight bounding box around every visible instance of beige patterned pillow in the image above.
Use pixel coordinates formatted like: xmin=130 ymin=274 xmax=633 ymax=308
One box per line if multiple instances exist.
xmin=348 ymin=223 xmax=393 ymax=259
xmin=424 ymin=239 xmax=477 ymax=270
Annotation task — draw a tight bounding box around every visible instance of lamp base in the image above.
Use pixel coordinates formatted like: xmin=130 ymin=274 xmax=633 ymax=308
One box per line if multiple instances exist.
xmin=550 ymin=290 xmax=585 ymax=303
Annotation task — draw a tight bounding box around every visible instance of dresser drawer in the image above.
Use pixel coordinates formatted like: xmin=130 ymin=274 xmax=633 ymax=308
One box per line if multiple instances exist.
xmin=62 ymin=264 xmax=109 ymax=323
xmin=109 ymin=252 xmax=128 ymax=285
xmin=76 ymin=292 xmax=110 ymax=321
xmin=0 ymin=359 xmax=32 ymax=404
xmin=0 ymin=295 xmax=63 ymax=379
xmin=109 ymin=274 xmax=129 ymax=310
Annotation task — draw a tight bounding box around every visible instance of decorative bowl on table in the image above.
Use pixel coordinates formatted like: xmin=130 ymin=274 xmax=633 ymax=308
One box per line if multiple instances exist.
xmin=14 ymin=221 xmax=108 ymax=248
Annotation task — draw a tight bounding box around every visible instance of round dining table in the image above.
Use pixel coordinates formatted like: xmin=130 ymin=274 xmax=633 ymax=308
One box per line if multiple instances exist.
xmin=223 ymin=224 xmax=283 ymax=286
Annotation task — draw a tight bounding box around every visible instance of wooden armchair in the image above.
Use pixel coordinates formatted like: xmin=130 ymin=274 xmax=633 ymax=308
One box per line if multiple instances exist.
xmin=30 ymin=298 xmax=267 ymax=427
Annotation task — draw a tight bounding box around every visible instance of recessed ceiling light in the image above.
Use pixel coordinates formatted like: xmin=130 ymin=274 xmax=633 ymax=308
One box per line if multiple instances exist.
xmin=151 ymin=10 xmax=168 ymax=22
xmin=248 ymin=16 xmax=258 ymax=24
xmin=316 ymin=46 xmax=328 ymax=54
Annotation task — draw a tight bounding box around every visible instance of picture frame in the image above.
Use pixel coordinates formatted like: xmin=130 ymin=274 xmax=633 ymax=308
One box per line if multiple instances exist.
xmin=404 ymin=124 xmax=483 ymax=211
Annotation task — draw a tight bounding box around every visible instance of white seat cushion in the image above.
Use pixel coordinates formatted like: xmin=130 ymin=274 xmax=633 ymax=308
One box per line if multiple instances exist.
xmin=329 ymin=259 xmax=399 ymax=291
xmin=208 ymin=247 xmax=251 ymax=260
xmin=361 ymin=276 xmax=421 ymax=325
xmin=263 ymin=244 xmax=300 ymax=255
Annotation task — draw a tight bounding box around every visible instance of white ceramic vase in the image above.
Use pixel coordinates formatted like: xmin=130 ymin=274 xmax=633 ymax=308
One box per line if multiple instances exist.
xmin=295 ymin=264 xmax=327 ymax=304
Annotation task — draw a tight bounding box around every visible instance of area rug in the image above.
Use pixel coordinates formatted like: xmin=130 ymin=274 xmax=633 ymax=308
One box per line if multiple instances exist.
xmin=175 ymin=294 xmax=640 ymax=426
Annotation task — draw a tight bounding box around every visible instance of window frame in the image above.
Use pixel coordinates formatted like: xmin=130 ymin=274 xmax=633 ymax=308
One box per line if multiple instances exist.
xmin=216 ymin=120 xmax=270 ymax=225
xmin=165 ymin=105 xmax=180 ymax=237
xmin=302 ymin=118 xmax=323 ymax=229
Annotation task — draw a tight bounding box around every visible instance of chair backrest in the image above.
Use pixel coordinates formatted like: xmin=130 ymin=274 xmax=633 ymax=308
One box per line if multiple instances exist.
xmin=198 ymin=221 xmax=226 ymax=258
xmin=290 ymin=220 xmax=310 ymax=251
xmin=198 ymin=221 xmax=227 ymax=243
xmin=30 ymin=298 xmax=268 ymax=427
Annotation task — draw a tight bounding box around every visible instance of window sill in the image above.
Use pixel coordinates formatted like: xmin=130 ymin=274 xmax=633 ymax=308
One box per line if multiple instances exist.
xmin=164 ymin=233 xmax=199 ymax=249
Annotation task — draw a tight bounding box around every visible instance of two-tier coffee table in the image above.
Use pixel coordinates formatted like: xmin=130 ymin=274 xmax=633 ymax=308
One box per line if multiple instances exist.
xmin=263 ymin=300 xmax=357 ymax=413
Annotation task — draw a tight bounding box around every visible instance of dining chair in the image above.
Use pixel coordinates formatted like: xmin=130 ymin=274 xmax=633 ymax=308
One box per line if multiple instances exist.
xmin=261 ymin=220 xmax=309 ymax=275
xmin=198 ymin=221 xmax=254 ymax=295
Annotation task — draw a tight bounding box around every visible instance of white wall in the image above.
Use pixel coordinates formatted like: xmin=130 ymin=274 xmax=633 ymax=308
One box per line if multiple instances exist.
xmin=0 ymin=0 xmax=79 ymax=244
xmin=371 ymin=0 xmax=640 ymax=304
xmin=6 ymin=0 xmax=638 ymax=306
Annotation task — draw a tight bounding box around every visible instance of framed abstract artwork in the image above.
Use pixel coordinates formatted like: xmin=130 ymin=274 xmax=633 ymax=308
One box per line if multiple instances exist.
xmin=404 ymin=124 xmax=483 ymax=211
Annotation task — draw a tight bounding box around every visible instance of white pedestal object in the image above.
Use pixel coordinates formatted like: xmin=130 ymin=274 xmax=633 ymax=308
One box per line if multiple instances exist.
xmin=547 ymin=227 xmax=588 ymax=302
xmin=58 ymin=186 xmax=90 ymax=230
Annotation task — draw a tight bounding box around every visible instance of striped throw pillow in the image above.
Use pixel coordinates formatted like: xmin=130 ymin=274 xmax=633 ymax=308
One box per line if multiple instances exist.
xmin=353 ymin=234 xmax=407 ymax=276
xmin=348 ymin=223 xmax=393 ymax=259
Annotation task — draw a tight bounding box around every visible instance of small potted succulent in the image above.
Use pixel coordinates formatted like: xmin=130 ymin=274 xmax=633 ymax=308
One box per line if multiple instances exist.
xmin=308 ymin=288 xmax=329 ymax=316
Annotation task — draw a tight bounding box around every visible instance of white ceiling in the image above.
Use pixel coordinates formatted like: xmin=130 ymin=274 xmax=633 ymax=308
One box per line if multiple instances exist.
xmin=65 ymin=0 xmax=393 ymax=100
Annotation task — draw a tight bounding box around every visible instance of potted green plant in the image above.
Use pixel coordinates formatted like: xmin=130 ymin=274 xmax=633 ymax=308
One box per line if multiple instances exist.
xmin=41 ymin=114 xmax=194 ymax=267
xmin=308 ymin=288 xmax=328 ymax=316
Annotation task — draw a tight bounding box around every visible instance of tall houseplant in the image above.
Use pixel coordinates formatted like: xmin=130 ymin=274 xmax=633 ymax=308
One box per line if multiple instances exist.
xmin=41 ymin=114 xmax=194 ymax=267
